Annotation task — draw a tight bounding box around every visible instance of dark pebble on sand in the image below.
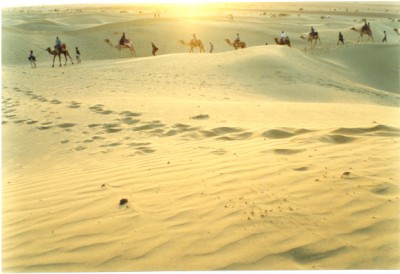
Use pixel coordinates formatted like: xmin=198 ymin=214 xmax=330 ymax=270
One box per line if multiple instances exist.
xmin=120 ymin=198 xmax=128 ymax=205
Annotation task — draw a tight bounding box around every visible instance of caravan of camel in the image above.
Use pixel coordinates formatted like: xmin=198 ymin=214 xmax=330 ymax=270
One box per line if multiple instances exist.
xmin=45 ymin=21 xmax=389 ymax=67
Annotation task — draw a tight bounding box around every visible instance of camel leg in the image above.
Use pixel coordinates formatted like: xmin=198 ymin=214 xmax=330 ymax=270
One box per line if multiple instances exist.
xmin=52 ymin=55 xmax=56 ymax=67
xmin=59 ymin=55 xmax=62 ymax=67
xmin=66 ymin=53 xmax=71 ymax=65
xmin=67 ymin=53 xmax=74 ymax=64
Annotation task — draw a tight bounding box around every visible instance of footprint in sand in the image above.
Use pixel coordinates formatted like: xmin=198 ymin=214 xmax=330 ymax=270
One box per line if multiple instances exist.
xmin=88 ymin=104 xmax=104 ymax=112
xmin=50 ymin=99 xmax=62 ymax=104
xmin=190 ymin=114 xmax=209 ymax=120
xmin=4 ymin=110 xmax=16 ymax=115
xmin=293 ymin=167 xmax=309 ymax=171
xmin=92 ymin=136 xmax=106 ymax=140
xmin=211 ymin=149 xmax=227 ymax=155
xmin=37 ymin=125 xmax=53 ymax=130
xmin=68 ymin=101 xmax=81 ymax=108
xmin=119 ymin=117 xmax=140 ymax=125
xmin=102 ymin=123 xmax=123 ymax=133
xmin=274 ymin=149 xmax=305 ymax=155
xmin=100 ymin=142 xmax=122 ymax=147
xmin=14 ymin=119 xmax=26 ymax=124
xmin=89 ymin=104 xmax=114 ymax=115
xmin=57 ymin=123 xmax=77 ymax=129
xmin=262 ymin=129 xmax=295 ymax=139
xmin=119 ymin=110 xmax=141 ymax=117
xmin=135 ymin=146 xmax=156 ymax=154
xmin=132 ymin=121 xmax=165 ymax=132
xmin=37 ymin=121 xmax=53 ymax=130
xmin=201 ymin=127 xmax=244 ymax=138
xmin=319 ymin=134 xmax=355 ymax=144
xmin=217 ymin=131 xmax=253 ymax=141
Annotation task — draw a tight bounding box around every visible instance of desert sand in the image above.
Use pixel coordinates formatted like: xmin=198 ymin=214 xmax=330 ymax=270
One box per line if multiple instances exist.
xmin=2 ymin=1 xmax=400 ymax=271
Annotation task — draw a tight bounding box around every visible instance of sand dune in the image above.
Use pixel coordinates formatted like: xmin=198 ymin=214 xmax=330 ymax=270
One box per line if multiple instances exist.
xmin=2 ymin=2 xmax=400 ymax=271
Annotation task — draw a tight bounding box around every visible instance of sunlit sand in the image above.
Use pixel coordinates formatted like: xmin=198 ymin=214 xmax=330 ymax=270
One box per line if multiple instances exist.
xmin=2 ymin=1 xmax=400 ymax=271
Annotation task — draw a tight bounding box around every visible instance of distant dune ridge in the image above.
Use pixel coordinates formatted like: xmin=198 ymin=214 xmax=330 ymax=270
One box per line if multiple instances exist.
xmin=2 ymin=2 xmax=400 ymax=271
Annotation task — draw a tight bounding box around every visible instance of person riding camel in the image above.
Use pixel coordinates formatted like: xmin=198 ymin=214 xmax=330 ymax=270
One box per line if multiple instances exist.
xmin=281 ymin=31 xmax=287 ymax=43
xmin=362 ymin=21 xmax=368 ymax=32
xmin=119 ymin=32 xmax=127 ymax=46
xmin=191 ymin=33 xmax=197 ymax=44
xmin=234 ymin=33 xmax=240 ymax=48
xmin=55 ymin=36 xmax=62 ymax=51
xmin=310 ymin=27 xmax=316 ymax=36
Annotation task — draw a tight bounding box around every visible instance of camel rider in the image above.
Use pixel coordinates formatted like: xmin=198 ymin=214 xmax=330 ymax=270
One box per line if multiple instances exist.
xmin=310 ymin=27 xmax=316 ymax=36
xmin=362 ymin=21 xmax=368 ymax=32
xmin=281 ymin=31 xmax=287 ymax=43
xmin=234 ymin=33 xmax=240 ymax=47
xmin=235 ymin=33 xmax=240 ymax=43
xmin=55 ymin=36 xmax=62 ymax=51
xmin=119 ymin=32 xmax=127 ymax=46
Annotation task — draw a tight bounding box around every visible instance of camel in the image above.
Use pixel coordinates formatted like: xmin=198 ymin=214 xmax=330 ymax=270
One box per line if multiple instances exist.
xmin=178 ymin=39 xmax=205 ymax=53
xmin=46 ymin=46 xmax=74 ymax=67
xmin=104 ymin=38 xmax=136 ymax=57
xmin=224 ymin=39 xmax=246 ymax=49
xmin=350 ymin=26 xmax=373 ymax=42
xmin=274 ymin=37 xmax=291 ymax=47
xmin=300 ymin=33 xmax=321 ymax=48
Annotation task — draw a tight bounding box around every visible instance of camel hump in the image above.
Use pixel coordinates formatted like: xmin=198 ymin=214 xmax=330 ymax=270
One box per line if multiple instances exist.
xmin=62 ymin=43 xmax=66 ymax=49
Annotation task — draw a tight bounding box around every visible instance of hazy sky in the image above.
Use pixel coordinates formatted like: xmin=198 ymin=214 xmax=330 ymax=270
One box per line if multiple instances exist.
xmin=2 ymin=0 xmax=244 ymax=8
xmin=1 ymin=0 xmax=383 ymax=9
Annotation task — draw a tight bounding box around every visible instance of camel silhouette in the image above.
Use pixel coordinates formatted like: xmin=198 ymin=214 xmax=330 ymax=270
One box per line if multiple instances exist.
xmin=224 ymin=38 xmax=246 ymax=49
xmin=178 ymin=39 xmax=205 ymax=53
xmin=104 ymin=38 xmax=136 ymax=57
xmin=274 ymin=37 xmax=291 ymax=47
xmin=300 ymin=33 xmax=321 ymax=47
xmin=46 ymin=46 xmax=74 ymax=67
xmin=351 ymin=26 xmax=373 ymax=42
